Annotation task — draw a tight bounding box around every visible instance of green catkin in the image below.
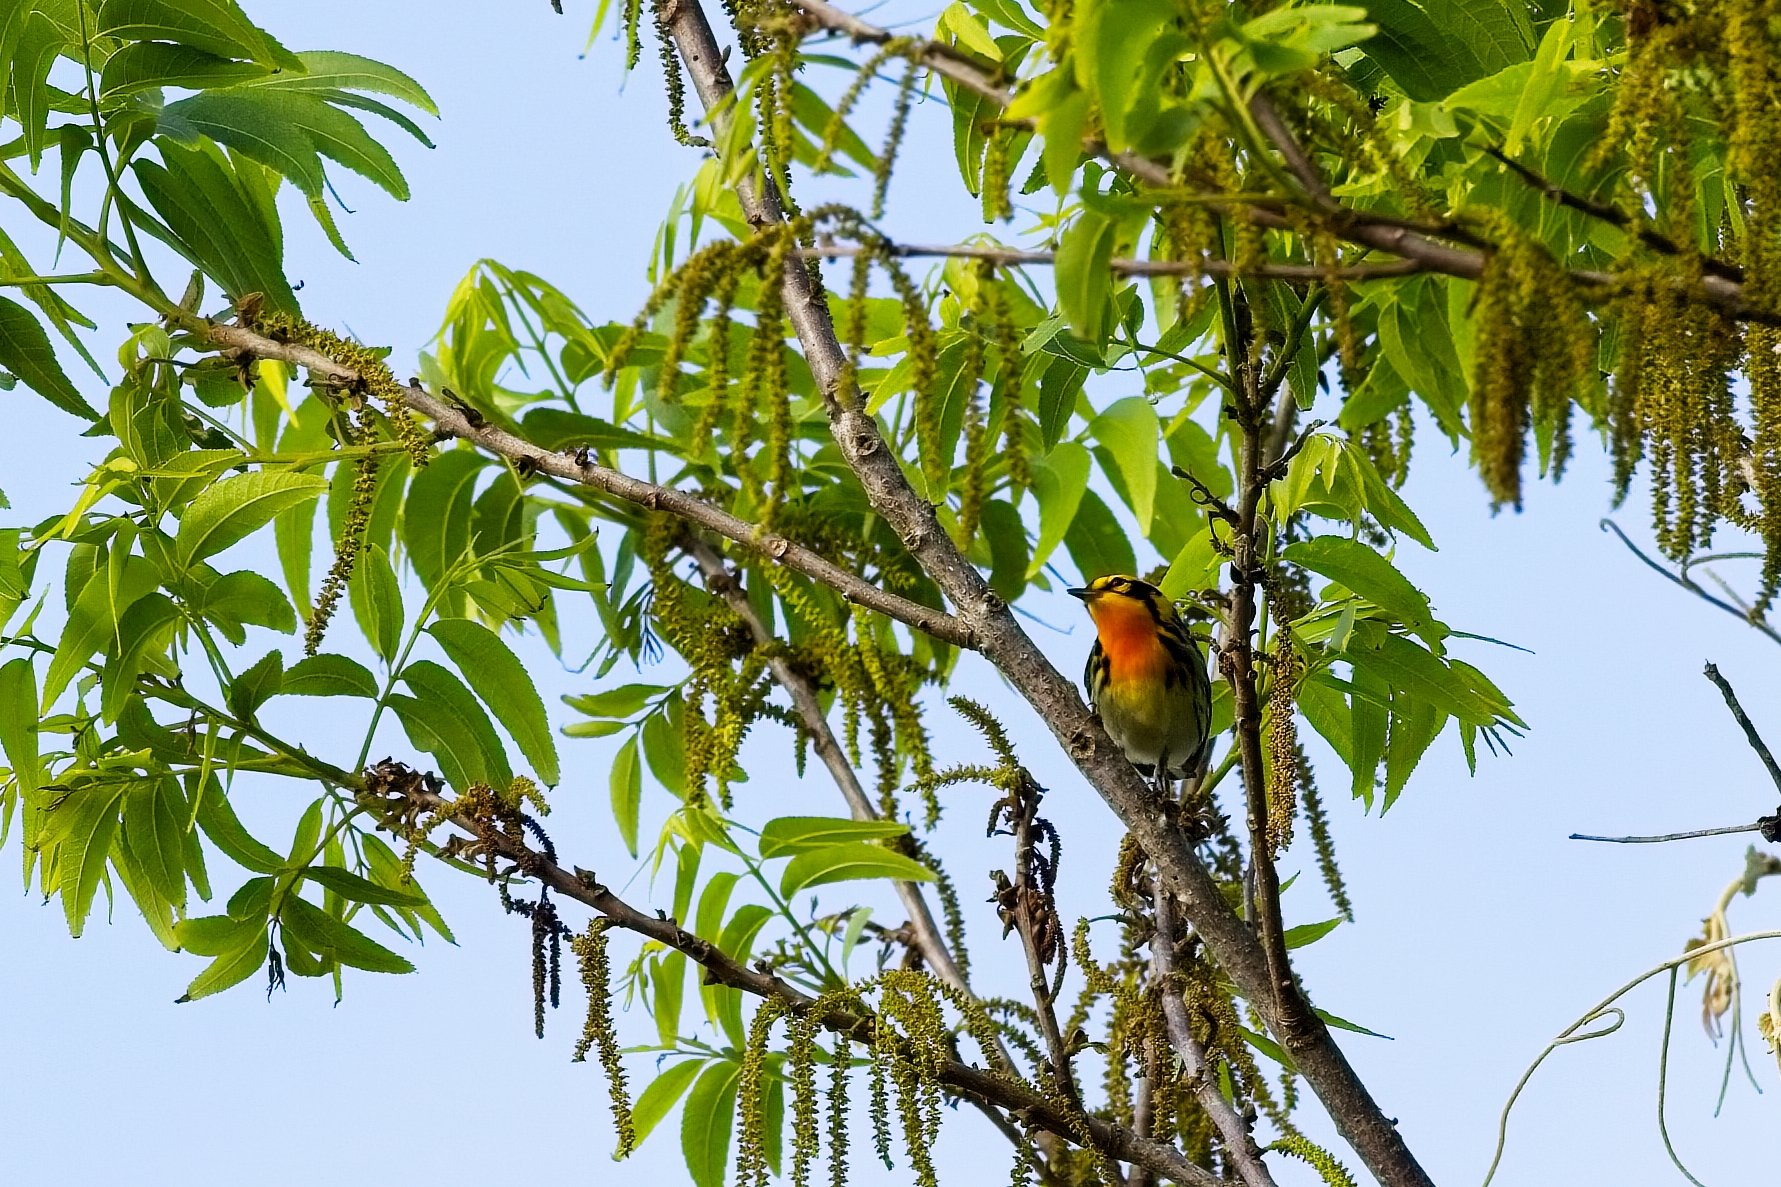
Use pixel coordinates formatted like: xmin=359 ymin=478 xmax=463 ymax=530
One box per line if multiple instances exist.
xmin=879 ymin=254 xmax=942 ymax=489
xmin=1465 ymin=216 xmax=1594 ymax=510
xmin=868 ymin=1019 xmax=893 ymax=1167
xmin=981 ymin=125 xmax=1014 ymax=223
xmin=693 ymin=263 xmax=745 ymax=456
xmin=1268 ymin=1135 xmax=1359 ymax=1187
xmin=658 ymin=242 xmax=727 ymax=405
xmin=815 ymin=44 xmax=903 ymax=172
xmin=623 ymin=0 xmax=643 ymax=70
xmin=571 ymin=921 xmax=636 ymax=1157
xmin=978 ymin=271 xmax=1031 ymax=495
xmin=827 ymin=1036 xmax=852 ymax=1187
xmin=1264 ymin=630 xmax=1301 ymax=858
xmin=305 ymin=408 xmax=379 ymax=655
xmin=788 ymin=1010 xmax=822 ymax=1187
xmin=654 ymin=2 xmax=710 ymax=146
xmin=755 ymin=230 xmax=796 ymax=528
xmin=874 ymin=63 xmax=919 ymax=219
xmin=956 ymin=266 xmax=994 ymax=546
xmin=735 ymin=998 xmax=787 ymax=1187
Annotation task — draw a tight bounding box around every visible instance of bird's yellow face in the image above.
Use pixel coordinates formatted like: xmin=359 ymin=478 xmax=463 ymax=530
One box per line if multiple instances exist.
xmin=1068 ymin=575 xmax=1171 ymax=677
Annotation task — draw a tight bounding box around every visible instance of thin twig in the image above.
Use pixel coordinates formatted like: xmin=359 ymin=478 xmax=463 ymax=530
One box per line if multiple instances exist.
xmin=1570 ymin=823 xmax=1766 ymax=844
xmin=802 ymin=241 xmax=1428 ymax=283
xmin=1656 ymin=967 xmax=1709 ymax=1187
xmin=1704 ymin=662 xmax=1781 ymax=794
xmin=1601 ymin=520 xmax=1781 ymax=648
xmin=1481 ymin=929 xmax=1781 ymax=1186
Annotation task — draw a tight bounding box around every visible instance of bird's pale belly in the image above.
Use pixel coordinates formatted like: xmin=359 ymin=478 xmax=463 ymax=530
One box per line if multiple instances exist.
xmin=1099 ymin=676 xmax=1200 ymax=774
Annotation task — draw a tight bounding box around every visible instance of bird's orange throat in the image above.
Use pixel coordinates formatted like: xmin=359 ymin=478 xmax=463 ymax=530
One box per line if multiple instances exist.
xmin=1091 ymin=599 xmax=1169 ymax=682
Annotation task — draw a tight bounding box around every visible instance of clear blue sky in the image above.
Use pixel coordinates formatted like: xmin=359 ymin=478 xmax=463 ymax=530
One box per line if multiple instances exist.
xmin=3 ymin=4 xmax=1777 ymax=1184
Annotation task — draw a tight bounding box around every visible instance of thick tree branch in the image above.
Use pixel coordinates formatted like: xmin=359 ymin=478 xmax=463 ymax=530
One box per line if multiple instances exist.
xmin=196 ymin=321 xmax=975 ymax=651
xmin=658 ymin=5 xmax=1435 ymax=1185
xmin=379 ymin=772 xmax=1223 ymax=1187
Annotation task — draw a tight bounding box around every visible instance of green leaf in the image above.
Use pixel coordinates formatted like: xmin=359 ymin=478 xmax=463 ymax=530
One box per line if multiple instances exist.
xmin=778 ymin=842 xmax=934 ymax=898
xmin=96 ymin=0 xmax=298 ymax=68
xmin=1383 ymin=695 xmax=1445 ymax=811
xmin=632 ymin=1057 xmax=705 ymax=1151
xmin=758 ymin=816 xmax=911 ymax=858
xmin=48 ymin=784 xmax=128 ymax=937
xmin=279 ymin=894 xmax=415 ymax=973
xmin=1349 ymin=667 xmax=1388 ymax=806
xmin=175 ymin=924 xmax=269 ymax=1002
xmin=133 ymin=142 xmax=297 ymax=311
xmin=653 ymin=950 xmax=686 ymax=1047
xmin=249 ymin=50 xmax=438 ymax=116
xmin=681 ymin=1061 xmax=740 ymax=1187
xmin=192 ymin=777 xmax=285 ymax=873
xmin=608 ymin=734 xmax=642 ymax=858
xmin=302 ymin=865 xmax=426 ymax=906
xmin=123 ymin=777 xmax=187 ymax=911
xmin=176 ymin=470 xmax=327 ymax=567
xmin=0 ymin=296 xmax=96 ymax=420
xmin=43 ymin=555 xmax=158 ymax=711
xmin=565 ymin=682 xmax=673 ymax=720
xmin=1283 ymin=536 xmax=1442 ymax=643
xmin=351 ymin=543 xmax=404 ymax=663
xmin=1089 ymin=396 xmax=1160 ymax=531
xmin=695 ymin=872 xmax=741 ymax=945
xmin=1027 ymin=440 xmax=1089 ymax=578
xmin=404 ymin=449 xmax=485 ymax=595
xmin=176 ymin=912 xmax=265 ymax=956
xmin=1349 ymin=633 xmax=1500 ymax=725
xmin=1356 ymin=0 xmax=1531 ymax=101
xmin=100 ymin=42 xmax=271 ymax=99
xmin=282 ymin=653 xmax=378 ymax=698
xmin=227 ymin=649 xmax=284 ymax=719
xmin=392 ymin=659 xmax=512 ymax=791
xmin=1063 ymin=488 xmax=1137 ymax=584
xmin=429 ymin=618 xmax=559 ymax=785
xmin=0 ymin=658 xmax=39 ymax=797
xmin=1055 ymin=209 xmax=1115 ymax=346
xmin=165 ymin=89 xmax=410 ymax=202
xmin=1283 ymin=917 xmax=1343 ymax=949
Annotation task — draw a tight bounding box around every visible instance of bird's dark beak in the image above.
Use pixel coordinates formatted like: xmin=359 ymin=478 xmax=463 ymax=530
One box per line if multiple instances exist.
xmin=1067 ymin=587 xmax=1092 ymax=601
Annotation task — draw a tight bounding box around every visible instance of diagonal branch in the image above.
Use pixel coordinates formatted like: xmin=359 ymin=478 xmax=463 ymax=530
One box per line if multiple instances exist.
xmin=196 ymin=321 xmax=975 ymax=651
xmin=655 ymin=4 xmax=1436 ymax=1185
xmin=380 ymin=770 xmax=1224 ymax=1187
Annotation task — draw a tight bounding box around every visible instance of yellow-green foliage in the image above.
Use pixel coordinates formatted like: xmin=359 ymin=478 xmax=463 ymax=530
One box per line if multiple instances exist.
xmin=1466 ymin=214 xmax=1594 ymax=510
xmin=1592 ymin=0 xmax=1781 ymax=610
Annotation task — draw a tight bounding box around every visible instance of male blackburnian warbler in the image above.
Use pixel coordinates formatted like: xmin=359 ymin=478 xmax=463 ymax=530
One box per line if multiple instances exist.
xmin=1069 ymin=575 xmax=1212 ymax=791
